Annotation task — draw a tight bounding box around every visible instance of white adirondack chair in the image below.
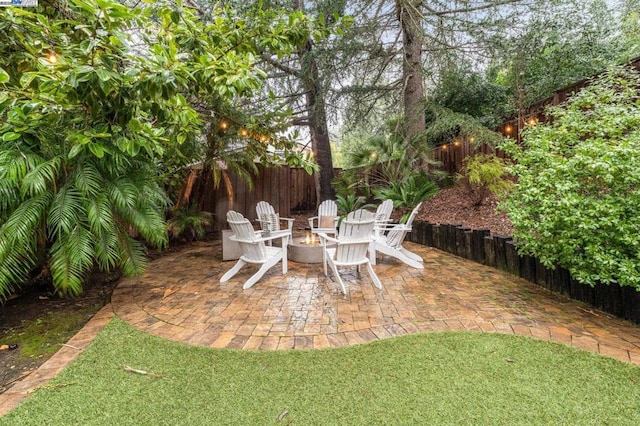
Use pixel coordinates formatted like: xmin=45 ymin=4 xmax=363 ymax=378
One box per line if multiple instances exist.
xmin=255 ymin=201 xmax=294 ymax=245
xmin=370 ymin=202 xmax=424 ymax=269
xmin=220 ymin=210 xmax=290 ymax=289
xmin=308 ymin=199 xmax=338 ymax=236
xmin=373 ymin=199 xmax=394 ymax=238
xmin=317 ymin=209 xmax=382 ymax=294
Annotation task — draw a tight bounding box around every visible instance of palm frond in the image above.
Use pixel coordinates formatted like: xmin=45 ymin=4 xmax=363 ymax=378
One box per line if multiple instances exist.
xmin=21 ymin=157 xmax=61 ymax=197
xmin=116 ymin=228 xmax=148 ymax=276
xmin=47 ymin=185 xmax=85 ymax=240
xmin=49 ymin=226 xmax=95 ymax=296
xmin=73 ymin=159 xmax=104 ymax=198
xmin=93 ymin=228 xmax=120 ymax=271
xmin=126 ymin=203 xmax=168 ymax=248
xmin=86 ymin=194 xmax=115 ymax=236
xmin=0 ymin=147 xmax=43 ymax=184
xmin=3 ymin=192 xmax=51 ymax=244
xmin=0 ymin=181 xmax=20 ymax=217
xmin=108 ymin=178 xmax=138 ymax=213
xmin=0 ymin=237 xmax=38 ymax=301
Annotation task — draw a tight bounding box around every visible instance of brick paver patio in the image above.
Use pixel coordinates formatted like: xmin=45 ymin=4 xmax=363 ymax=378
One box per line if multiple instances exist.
xmin=109 ymin=241 xmax=640 ymax=359
xmin=2 ymin=239 xmax=640 ymax=414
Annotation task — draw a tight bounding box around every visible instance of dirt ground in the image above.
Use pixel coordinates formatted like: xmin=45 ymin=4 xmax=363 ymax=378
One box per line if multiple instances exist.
xmin=0 ymin=183 xmax=512 ymax=393
xmin=0 ymin=271 xmax=121 ymax=393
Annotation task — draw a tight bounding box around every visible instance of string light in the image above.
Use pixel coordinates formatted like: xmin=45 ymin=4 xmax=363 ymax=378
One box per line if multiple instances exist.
xmin=239 ymin=128 xmax=248 ymax=137
xmin=219 ymin=120 xmax=229 ymax=130
xmin=504 ymin=124 xmax=513 ymax=134
xmin=46 ymin=52 xmax=58 ymax=64
xmin=453 ymin=140 xmax=460 ymax=147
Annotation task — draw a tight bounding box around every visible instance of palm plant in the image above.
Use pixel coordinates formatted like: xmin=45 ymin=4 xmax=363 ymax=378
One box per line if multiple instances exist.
xmin=344 ymin=118 xmax=439 ymax=188
xmin=335 ymin=193 xmax=376 ymax=217
xmin=167 ymin=205 xmax=213 ymax=242
xmin=0 ymin=149 xmax=169 ymax=299
xmin=373 ymin=172 xmax=438 ymax=222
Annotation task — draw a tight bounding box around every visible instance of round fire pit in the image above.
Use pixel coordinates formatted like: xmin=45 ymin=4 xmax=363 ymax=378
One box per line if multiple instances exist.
xmin=288 ymin=233 xmax=334 ymax=263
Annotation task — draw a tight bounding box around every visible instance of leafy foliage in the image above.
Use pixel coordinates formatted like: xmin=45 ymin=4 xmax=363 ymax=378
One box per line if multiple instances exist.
xmin=487 ymin=0 xmax=640 ymax=114
xmin=335 ymin=193 xmax=375 ymax=217
xmin=422 ymin=103 xmax=505 ymax=149
xmin=429 ymin=64 xmax=511 ymax=128
xmin=373 ymin=172 xmax=438 ymax=222
xmin=343 ymin=116 xmax=442 ymax=187
xmin=0 ymin=0 xmax=314 ymax=299
xmin=166 ymin=205 xmax=213 ymax=243
xmin=500 ymin=66 xmax=640 ymax=290
xmin=457 ymin=154 xmax=513 ymax=207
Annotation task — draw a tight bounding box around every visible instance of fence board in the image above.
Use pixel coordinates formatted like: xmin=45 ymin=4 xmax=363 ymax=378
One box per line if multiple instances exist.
xmin=188 ymin=165 xmax=317 ymax=230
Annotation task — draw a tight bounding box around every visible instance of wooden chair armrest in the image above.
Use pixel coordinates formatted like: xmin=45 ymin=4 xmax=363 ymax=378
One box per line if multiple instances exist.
xmin=316 ymin=233 xmax=339 ymax=244
xmin=334 ymin=239 xmax=373 ymax=245
xmin=230 ymin=231 xmax=289 ymax=244
xmin=378 ymin=222 xmax=411 ymax=231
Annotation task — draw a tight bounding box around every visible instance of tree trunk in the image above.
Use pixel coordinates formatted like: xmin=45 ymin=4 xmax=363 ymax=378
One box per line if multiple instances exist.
xmin=299 ymin=41 xmax=335 ymax=203
xmin=290 ymin=0 xmax=335 ymax=204
xmin=396 ymin=0 xmax=425 ymax=142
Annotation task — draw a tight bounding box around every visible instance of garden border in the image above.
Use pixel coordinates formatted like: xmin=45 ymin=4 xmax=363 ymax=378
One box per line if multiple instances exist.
xmin=409 ymin=221 xmax=640 ymax=324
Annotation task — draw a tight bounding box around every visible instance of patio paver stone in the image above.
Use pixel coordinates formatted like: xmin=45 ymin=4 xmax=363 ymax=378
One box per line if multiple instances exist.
xmin=2 ymin=240 xmax=640 ymax=416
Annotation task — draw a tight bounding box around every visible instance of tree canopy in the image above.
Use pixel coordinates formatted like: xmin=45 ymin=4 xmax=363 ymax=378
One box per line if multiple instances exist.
xmin=500 ymin=66 xmax=640 ymax=290
xmin=0 ymin=0 xmax=315 ymax=298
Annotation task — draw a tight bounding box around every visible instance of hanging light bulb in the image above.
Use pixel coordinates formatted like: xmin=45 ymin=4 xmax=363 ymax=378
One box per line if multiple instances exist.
xmin=46 ymin=51 xmax=58 ymax=64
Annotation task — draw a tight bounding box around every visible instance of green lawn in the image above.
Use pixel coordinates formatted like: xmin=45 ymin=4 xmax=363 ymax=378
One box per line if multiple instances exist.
xmin=2 ymin=318 xmax=639 ymax=425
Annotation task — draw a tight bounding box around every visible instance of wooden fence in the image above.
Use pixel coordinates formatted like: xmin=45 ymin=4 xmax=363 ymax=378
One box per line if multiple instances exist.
xmin=432 ymin=56 xmax=640 ymax=175
xmin=431 ymin=139 xmax=508 ymax=175
xmin=193 ymin=165 xmax=317 ymax=231
xmin=408 ymin=221 xmax=640 ymax=324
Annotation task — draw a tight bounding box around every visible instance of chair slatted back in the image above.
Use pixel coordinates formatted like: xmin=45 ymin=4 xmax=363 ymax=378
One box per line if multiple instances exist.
xmin=386 ymin=202 xmax=422 ymax=248
xmin=317 ymin=199 xmax=338 ymax=228
xmin=318 ymin=199 xmax=338 ymax=217
xmin=374 ymin=199 xmax=393 ymax=227
xmin=226 ymin=210 xmax=266 ymax=261
xmin=335 ymin=209 xmax=374 ymax=263
xmin=256 ymin=201 xmax=280 ymax=231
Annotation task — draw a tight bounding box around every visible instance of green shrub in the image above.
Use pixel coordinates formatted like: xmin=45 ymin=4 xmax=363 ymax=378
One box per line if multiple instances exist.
xmin=499 ymin=66 xmax=640 ymax=290
xmin=373 ymin=172 xmax=438 ymax=222
xmin=457 ymin=153 xmax=513 ymax=206
xmin=166 ymin=205 xmax=213 ymax=243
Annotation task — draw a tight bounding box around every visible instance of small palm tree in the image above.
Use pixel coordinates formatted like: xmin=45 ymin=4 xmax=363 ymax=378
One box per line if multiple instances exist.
xmin=335 ymin=193 xmax=376 ymax=217
xmin=0 ymin=151 xmax=169 ymax=299
xmin=373 ymin=172 xmax=438 ymax=222
xmin=167 ymin=205 xmax=213 ymax=242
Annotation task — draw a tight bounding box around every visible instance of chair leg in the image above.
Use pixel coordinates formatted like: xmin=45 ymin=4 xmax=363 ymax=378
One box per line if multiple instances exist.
xmin=400 ymin=247 xmax=423 ymax=263
xmin=366 ymin=262 xmax=383 ymax=289
xmin=369 ymin=242 xmax=377 ymax=265
xmin=394 ymin=250 xmax=424 ymax=269
xmin=220 ymin=259 xmax=247 ymax=282
xmin=323 ymin=244 xmax=328 ymax=277
xmin=243 ymin=255 xmax=282 ymax=289
xmin=328 ymin=259 xmax=347 ymax=294
xmin=374 ymin=244 xmax=424 ymax=269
